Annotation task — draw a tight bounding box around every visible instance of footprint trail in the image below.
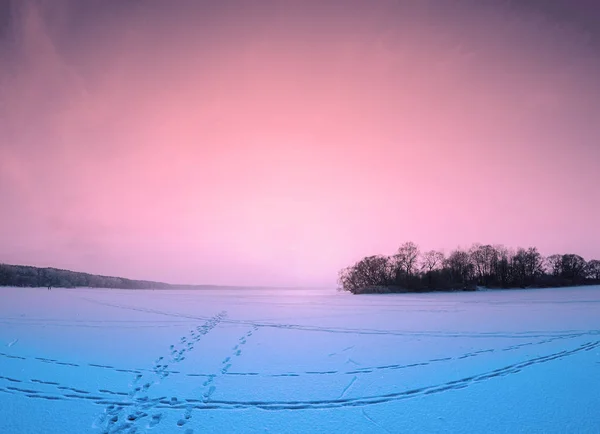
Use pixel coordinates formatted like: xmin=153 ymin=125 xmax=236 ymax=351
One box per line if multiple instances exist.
xmin=95 ymin=311 xmax=227 ymax=434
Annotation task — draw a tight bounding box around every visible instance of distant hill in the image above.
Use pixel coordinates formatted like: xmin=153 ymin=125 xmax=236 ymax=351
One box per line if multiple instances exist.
xmin=0 ymin=263 xmax=174 ymax=289
xmin=0 ymin=263 xmax=328 ymax=290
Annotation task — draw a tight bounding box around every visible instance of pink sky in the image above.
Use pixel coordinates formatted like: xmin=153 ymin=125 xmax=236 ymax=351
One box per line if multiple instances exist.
xmin=1 ymin=0 xmax=599 ymax=286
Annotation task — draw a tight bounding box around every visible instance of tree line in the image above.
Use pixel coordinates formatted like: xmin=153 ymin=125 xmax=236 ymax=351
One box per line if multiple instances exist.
xmin=338 ymin=242 xmax=600 ymax=294
xmin=0 ymin=263 xmax=173 ymax=289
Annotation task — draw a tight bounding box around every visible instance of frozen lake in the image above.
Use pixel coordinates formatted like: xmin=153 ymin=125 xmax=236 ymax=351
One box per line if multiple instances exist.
xmin=1 ymin=286 xmax=599 ymax=433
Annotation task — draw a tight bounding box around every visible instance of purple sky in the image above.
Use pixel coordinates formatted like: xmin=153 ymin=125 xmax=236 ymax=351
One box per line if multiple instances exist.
xmin=1 ymin=0 xmax=599 ymax=286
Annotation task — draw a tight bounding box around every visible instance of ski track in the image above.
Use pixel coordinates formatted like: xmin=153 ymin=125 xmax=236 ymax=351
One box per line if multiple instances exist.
xmin=338 ymin=376 xmax=358 ymax=400
xmin=362 ymin=408 xmax=393 ymax=434
xmin=0 ymin=330 xmax=589 ymax=380
xmin=1 ymin=340 xmax=598 ymax=416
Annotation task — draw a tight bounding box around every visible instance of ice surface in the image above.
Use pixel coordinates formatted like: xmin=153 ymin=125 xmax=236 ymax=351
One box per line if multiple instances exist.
xmin=1 ymin=286 xmax=599 ymax=433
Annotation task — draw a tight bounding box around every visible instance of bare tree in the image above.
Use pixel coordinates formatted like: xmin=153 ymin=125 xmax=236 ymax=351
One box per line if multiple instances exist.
xmin=393 ymin=241 xmax=420 ymax=289
xmin=445 ymin=249 xmax=473 ymax=285
xmin=560 ymin=254 xmax=587 ymax=282
xmin=545 ymin=254 xmax=562 ymax=276
xmin=338 ymin=255 xmax=392 ymax=293
xmin=470 ymin=244 xmax=498 ymax=286
xmin=524 ymin=247 xmax=544 ymax=282
xmin=421 ymin=250 xmax=445 ymax=273
xmin=493 ymin=245 xmax=512 ymax=288
xmin=395 ymin=242 xmax=420 ymax=276
xmin=586 ymin=260 xmax=600 ymax=280
xmin=511 ymin=247 xmax=544 ymax=287
xmin=421 ymin=250 xmax=445 ymax=288
xmin=543 ymin=253 xmax=586 ymax=283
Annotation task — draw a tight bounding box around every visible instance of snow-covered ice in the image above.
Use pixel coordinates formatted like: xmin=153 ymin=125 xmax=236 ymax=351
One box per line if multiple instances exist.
xmin=1 ymin=286 xmax=599 ymax=433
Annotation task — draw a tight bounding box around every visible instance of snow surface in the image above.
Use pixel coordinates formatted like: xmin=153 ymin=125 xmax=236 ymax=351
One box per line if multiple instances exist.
xmin=1 ymin=286 xmax=599 ymax=433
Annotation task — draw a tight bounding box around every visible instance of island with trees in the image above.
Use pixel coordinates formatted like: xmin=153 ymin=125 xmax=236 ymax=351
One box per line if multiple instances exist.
xmin=338 ymin=242 xmax=600 ymax=294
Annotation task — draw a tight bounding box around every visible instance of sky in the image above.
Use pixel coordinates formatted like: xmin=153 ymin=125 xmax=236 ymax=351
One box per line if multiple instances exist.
xmin=0 ymin=0 xmax=599 ymax=287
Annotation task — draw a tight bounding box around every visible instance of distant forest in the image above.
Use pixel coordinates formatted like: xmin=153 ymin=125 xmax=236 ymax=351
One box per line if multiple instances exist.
xmin=338 ymin=242 xmax=600 ymax=294
xmin=0 ymin=263 xmax=173 ymax=289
